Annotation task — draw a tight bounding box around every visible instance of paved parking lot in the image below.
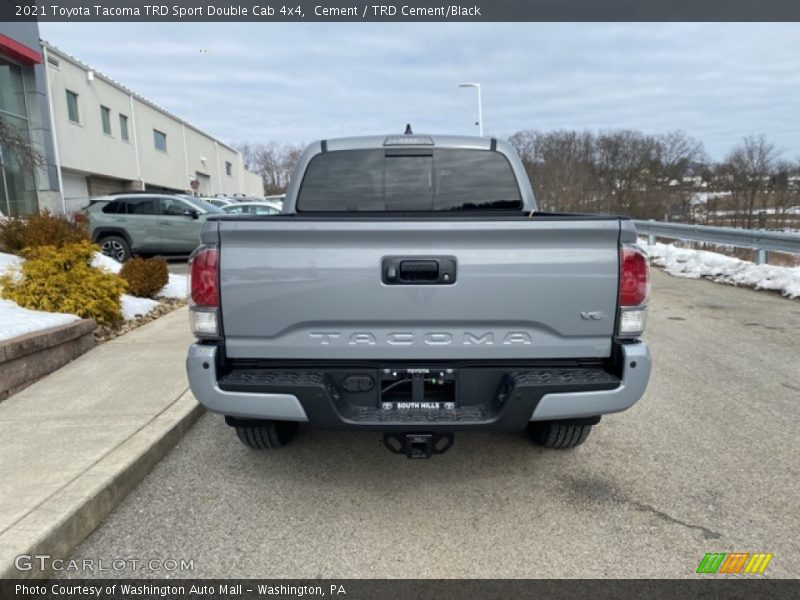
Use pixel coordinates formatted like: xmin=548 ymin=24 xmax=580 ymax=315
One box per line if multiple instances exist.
xmin=166 ymin=259 xmax=188 ymax=275
xmin=63 ymin=270 xmax=800 ymax=578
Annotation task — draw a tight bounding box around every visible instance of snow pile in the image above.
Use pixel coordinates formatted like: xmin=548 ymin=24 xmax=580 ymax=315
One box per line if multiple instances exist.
xmin=0 ymin=252 xmax=23 ymax=273
xmin=0 ymin=299 xmax=79 ymax=342
xmin=159 ymin=273 xmax=188 ymax=298
xmin=120 ymin=295 xmax=159 ymax=320
xmin=0 ymin=252 xmax=23 ymax=283
xmin=91 ymin=251 xmax=122 ymax=274
xmin=641 ymin=240 xmax=800 ymax=299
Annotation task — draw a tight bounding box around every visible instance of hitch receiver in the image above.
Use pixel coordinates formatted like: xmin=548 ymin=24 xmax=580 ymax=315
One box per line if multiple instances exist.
xmin=383 ymin=432 xmax=454 ymax=459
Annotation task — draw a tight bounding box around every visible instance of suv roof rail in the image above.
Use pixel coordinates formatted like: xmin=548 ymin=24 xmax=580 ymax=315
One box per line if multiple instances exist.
xmin=105 ymin=190 xmax=181 ymax=196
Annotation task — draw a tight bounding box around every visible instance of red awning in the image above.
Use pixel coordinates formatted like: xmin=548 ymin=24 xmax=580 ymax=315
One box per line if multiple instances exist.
xmin=0 ymin=33 xmax=42 ymax=65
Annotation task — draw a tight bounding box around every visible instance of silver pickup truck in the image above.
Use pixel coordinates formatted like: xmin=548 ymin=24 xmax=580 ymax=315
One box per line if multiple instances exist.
xmin=186 ymin=133 xmax=651 ymax=458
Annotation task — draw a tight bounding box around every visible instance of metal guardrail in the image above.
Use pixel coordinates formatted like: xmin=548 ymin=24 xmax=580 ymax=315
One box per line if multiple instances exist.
xmin=633 ymin=219 xmax=800 ymax=265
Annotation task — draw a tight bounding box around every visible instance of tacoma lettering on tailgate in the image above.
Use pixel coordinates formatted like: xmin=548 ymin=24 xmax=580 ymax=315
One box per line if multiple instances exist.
xmin=308 ymin=331 xmax=534 ymax=346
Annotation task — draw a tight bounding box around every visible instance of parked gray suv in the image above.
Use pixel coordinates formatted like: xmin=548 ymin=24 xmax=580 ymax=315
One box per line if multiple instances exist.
xmin=87 ymin=193 xmax=222 ymax=261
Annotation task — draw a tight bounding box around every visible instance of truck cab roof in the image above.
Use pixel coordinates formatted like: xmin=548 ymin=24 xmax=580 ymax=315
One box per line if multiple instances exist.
xmin=319 ymin=133 xmax=497 ymax=152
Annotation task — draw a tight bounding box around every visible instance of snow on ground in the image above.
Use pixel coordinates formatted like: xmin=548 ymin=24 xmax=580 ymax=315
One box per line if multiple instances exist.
xmin=0 ymin=252 xmax=23 ymax=274
xmin=91 ymin=251 xmax=122 ymax=274
xmin=640 ymin=239 xmax=800 ymax=299
xmin=159 ymin=273 xmax=188 ymax=298
xmin=120 ymin=294 xmax=159 ymax=320
xmin=0 ymin=299 xmax=79 ymax=342
xmin=0 ymin=252 xmax=23 ymax=284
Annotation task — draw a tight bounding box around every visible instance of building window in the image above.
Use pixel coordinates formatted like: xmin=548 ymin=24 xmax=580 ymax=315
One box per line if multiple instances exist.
xmin=119 ymin=114 xmax=129 ymax=141
xmin=101 ymin=106 xmax=112 ymax=135
xmin=66 ymin=90 xmax=80 ymax=123
xmin=0 ymin=59 xmax=38 ymax=217
xmin=0 ymin=60 xmax=27 ymax=117
xmin=225 ymin=161 xmax=232 ymax=176
xmin=153 ymin=129 xmax=167 ymax=152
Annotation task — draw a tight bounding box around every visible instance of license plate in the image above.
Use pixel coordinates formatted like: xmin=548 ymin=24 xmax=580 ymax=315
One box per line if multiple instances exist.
xmin=380 ymin=367 xmax=457 ymax=410
xmin=382 ymin=401 xmax=456 ymax=411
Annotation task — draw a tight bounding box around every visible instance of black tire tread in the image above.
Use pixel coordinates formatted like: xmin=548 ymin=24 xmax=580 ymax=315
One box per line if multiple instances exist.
xmin=235 ymin=422 xmax=296 ymax=450
xmin=528 ymin=421 xmax=592 ymax=449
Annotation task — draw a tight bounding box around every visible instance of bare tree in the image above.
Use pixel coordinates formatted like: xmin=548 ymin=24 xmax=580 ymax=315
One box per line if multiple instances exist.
xmin=509 ymin=130 xmax=596 ymax=212
xmin=593 ymin=130 xmax=658 ymax=217
xmin=279 ymin=144 xmax=303 ymax=189
xmin=509 ymin=129 xmax=705 ymax=219
xmin=724 ymin=134 xmax=781 ymax=228
xmin=650 ymin=131 xmax=707 ymax=222
xmin=771 ymin=159 xmax=799 ymax=227
xmin=234 ymin=141 xmax=304 ymax=194
xmin=235 ymin=142 xmax=259 ymax=172
xmin=0 ymin=118 xmax=41 ymax=170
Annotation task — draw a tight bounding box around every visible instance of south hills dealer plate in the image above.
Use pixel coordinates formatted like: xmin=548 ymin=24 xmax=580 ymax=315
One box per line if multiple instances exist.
xmin=379 ymin=367 xmax=458 ymax=410
xmin=382 ymin=401 xmax=456 ymax=411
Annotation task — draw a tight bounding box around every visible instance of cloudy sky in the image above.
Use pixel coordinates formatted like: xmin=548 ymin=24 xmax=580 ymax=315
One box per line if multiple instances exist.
xmin=40 ymin=22 xmax=800 ymax=160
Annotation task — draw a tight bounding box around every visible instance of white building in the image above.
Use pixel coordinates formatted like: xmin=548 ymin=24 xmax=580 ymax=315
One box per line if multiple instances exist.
xmin=40 ymin=42 xmax=263 ymax=213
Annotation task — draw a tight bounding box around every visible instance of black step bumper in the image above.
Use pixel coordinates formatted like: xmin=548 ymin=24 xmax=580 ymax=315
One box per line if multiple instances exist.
xmin=185 ymin=344 xmax=650 ymax=432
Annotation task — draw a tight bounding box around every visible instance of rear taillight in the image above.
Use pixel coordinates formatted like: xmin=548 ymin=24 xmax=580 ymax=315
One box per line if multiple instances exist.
xmin=619 ymin=246 xmax=649 ymax=306
xmin=188 ymin=247 xmax=219 ymax=338
xmin=189 ymin=247 xmax=219 ymax=307
xmin=618 ymin=246 xmax=649 ymax=338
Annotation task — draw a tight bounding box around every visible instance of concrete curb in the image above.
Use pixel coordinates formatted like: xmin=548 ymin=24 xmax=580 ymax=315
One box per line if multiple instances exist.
xmin=0 ymin=390 xmax=204 ymax=579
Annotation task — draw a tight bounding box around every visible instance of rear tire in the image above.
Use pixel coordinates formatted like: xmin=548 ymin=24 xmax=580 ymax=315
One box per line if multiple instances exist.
xmin=235 ymin=421 xmax=297 ymax=449
xmin=528 ymin=421 xmax=592 ymax=448
xmin=99 ymin=235 xmax=132 ymax=262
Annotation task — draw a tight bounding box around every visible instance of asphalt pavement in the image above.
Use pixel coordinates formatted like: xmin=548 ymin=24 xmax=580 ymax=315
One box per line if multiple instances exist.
xmin=166 ymin=259 xmax=188 ymax=275
xmin=62 ymin=269 xmax=800 ymax=578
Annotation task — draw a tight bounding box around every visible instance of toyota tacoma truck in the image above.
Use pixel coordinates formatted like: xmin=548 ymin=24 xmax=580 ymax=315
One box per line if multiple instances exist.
xmin=186 ymin=132 xmax=651 ymax=458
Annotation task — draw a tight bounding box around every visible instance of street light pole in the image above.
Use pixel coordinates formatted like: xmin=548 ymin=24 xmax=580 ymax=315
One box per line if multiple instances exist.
xmin=458 ymin=82 xmax=483 ymax=136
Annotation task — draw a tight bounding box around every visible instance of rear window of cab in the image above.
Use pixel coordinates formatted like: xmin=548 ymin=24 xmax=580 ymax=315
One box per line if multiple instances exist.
xmin=297 ymin=148 xmax=522 ymax=212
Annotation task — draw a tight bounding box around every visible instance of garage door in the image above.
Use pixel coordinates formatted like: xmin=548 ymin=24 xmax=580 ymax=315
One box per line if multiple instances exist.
xmin=62 ymin=171 xmax=89 ymax=213
xmin=195 ymin=172 xmax=211 ymax=196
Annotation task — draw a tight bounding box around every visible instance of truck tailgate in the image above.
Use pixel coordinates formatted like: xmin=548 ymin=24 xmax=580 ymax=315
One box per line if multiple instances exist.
xmin=217 ymin=218 xmax=621 ymax=361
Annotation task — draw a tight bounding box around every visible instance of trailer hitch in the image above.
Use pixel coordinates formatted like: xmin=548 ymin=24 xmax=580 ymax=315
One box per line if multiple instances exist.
xmin=383 ymin=432 xmax=454 ymax=459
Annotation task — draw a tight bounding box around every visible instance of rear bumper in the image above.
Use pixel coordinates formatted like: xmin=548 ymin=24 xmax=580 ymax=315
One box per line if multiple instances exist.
xmin=186 ymin=342 xmax=650 ymax=429
xmin=529 ymin=342 xmax=650 ymax=420
xmin=187 ymin=344 xmax=309 ymax=422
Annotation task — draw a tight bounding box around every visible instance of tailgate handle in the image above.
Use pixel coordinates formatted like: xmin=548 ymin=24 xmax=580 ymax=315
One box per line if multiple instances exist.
xmin=401 ymin=260 xmax=438 ymax=279
xmin=382 ymin=256 xmax=456 ymax=285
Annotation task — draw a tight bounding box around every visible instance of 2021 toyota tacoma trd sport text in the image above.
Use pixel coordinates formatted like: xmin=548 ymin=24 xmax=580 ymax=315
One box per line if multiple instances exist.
xmin=186 ymin=132 xmax=651 ymax=458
